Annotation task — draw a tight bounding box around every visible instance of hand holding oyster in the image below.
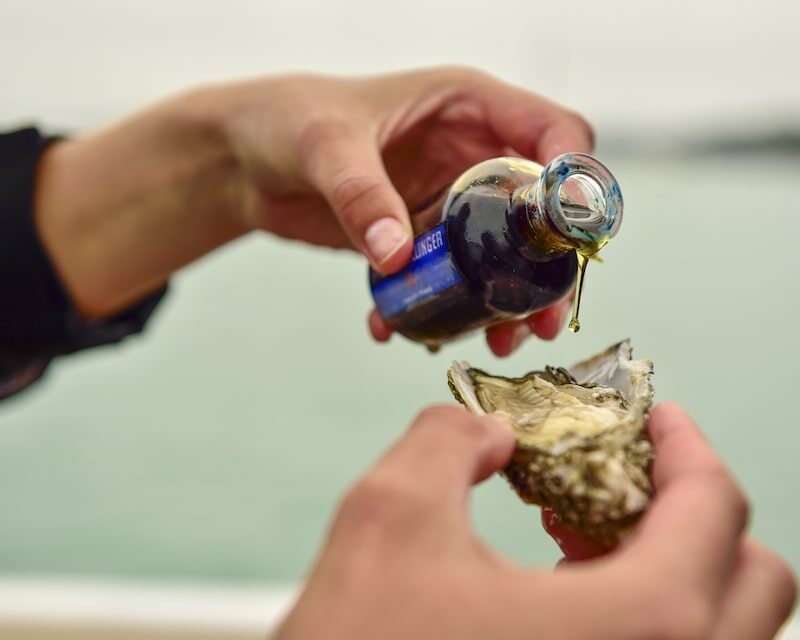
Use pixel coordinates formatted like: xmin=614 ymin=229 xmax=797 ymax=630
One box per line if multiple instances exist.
xmin=448 ymin=341 xmax=654 ymax=548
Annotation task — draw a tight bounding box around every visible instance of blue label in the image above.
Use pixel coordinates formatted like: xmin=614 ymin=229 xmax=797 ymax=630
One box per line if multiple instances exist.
xmin=371 ymin=223 xmax=463 ymax=319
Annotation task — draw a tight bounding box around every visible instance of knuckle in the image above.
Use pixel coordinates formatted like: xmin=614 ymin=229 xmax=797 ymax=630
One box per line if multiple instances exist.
xmin=639 ymin=585 xmax=715 ymax=640
xmin=294 ymin=116 xmax=348 ymax=168
xmin=702 ymin=466 xmax=750 ymax=531
xmin=429 ymin=65 xmax=491 ymax=89
xmin=566 ymin=109 xmax=596 ymax=147
xmin=729 ymin=487 xmax=751 ymax=531
xmin=269 ymin=75 xmax=312 ymax=107
xmin=777 ymin=565 xmax=799 ymax=617
xmin=751 ymin=544 xmax=798 ymax=616
xmin=451 ymin=412 xmax=495 ymax=444
xmin=412 ymin=404 xmax=466 ymax=428
xmin=328 ymin=171 xmax=386 ymax=223
xmin=771 ymin=559 xmax=798 ymax=613
xmin=334 ymin=474 xmax=418 ymax=538
xmin=411 ymin=405 xmax=493 ymax=446
xmin=668 ymin=598 xmax=715 ymax=640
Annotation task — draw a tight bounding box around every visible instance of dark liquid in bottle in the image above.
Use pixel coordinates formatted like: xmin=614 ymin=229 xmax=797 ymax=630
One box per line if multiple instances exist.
xmin=369 ymin=188 xmax=577 ymax=348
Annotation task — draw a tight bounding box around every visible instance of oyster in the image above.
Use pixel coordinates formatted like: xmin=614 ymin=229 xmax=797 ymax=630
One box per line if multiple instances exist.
xmin=448 ymin=341 xmax=654 ymax=547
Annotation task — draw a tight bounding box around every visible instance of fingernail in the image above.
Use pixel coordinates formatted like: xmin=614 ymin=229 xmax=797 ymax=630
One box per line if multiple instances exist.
xmin=364 ymin=218 xmax=408 ymax=266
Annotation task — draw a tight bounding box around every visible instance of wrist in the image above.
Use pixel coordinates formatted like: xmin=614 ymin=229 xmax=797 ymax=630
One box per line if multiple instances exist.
xmin=35 ymin=88 xmax=249 ymax=317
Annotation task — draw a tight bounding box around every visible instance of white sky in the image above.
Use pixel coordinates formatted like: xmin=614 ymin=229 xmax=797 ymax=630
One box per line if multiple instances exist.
xmin=1 ymin=0 xmax=798 ymax=135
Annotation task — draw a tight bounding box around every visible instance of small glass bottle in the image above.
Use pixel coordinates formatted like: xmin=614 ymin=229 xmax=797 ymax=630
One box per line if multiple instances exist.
xmin=369 ymin=153 xmax=623 ymax=350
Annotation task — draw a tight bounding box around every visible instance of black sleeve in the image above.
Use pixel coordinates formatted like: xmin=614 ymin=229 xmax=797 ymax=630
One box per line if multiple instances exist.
xmin=0 ymin=127 xmax=167 ymax=399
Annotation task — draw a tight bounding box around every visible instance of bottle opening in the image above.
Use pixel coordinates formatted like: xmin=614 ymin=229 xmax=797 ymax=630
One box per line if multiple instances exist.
xmin=559 ymin=173 xmax=607 ymax=231
xmin=535 ymin=153 xmax=624 ymax=249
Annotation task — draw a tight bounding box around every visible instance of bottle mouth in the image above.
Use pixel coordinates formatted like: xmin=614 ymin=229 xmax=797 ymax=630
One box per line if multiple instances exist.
xmin=536 ymin=153 xmax=623 ymax=249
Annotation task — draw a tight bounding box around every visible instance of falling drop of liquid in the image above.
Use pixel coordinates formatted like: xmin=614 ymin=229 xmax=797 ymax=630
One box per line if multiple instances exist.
xmin=568 ymin=252 xmax=589 ymax=333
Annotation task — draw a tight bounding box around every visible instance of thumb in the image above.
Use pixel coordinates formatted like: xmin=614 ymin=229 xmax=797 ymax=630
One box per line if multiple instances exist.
xmin=303 ymin=124 xmax=412 ymax=273
xmin=374 ymin=406 xmax=515 ymax=509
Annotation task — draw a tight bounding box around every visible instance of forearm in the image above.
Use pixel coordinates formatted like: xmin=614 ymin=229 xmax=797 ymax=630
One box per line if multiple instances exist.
xmin=34 ymin=89 xmax=248 ymax=317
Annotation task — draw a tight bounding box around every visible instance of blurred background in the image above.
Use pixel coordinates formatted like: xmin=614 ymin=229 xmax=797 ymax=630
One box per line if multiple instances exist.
xmin=1 ymin=0 xmax=799 ymax=637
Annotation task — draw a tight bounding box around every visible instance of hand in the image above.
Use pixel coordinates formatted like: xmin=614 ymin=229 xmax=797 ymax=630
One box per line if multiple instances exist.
xmin=35 ymin=67 xmax=587 ymax=356
xmin=221 ymin=68 xmax=589 ymax=354
xmin=275 ymin=403 xmax=796 ymax=640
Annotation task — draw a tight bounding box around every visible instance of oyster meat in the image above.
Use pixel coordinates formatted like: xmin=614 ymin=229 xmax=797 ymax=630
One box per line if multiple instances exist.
xmin=448 ymin=341 xmax=654 ymax=547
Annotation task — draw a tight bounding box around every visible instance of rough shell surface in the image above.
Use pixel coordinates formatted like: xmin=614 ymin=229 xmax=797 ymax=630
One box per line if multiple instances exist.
xmin=448 ymin=341 xmax=654 ymax=547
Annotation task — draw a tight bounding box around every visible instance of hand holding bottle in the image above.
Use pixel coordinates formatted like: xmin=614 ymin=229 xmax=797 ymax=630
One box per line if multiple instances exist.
xmin=368 ymin=154 xmax=622 ymax=351
xmin=36 ymin=67 xmax=591 ymax=356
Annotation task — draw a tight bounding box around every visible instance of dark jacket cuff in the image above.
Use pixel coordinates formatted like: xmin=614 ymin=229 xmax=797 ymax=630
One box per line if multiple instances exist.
xmin=0 ymin=127 xmax=166 ymax=399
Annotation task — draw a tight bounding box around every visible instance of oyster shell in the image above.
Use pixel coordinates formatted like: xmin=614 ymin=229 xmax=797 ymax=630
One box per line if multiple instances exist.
xmin=448 ymin=341 xmax=654 ymax=547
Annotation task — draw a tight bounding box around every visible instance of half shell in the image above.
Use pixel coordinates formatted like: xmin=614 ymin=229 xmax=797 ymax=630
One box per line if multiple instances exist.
xmin=448 ymin=340 xmax=654 ymax=547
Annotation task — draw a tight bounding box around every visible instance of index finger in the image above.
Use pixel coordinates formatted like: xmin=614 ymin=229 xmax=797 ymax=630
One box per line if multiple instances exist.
xmin=624 ymin=402 xmax=749 ymax=597
xmin=481 ymin=78 xmax=595 ymax=163
xmin=373 ymin=405 xmax=515 ymax=511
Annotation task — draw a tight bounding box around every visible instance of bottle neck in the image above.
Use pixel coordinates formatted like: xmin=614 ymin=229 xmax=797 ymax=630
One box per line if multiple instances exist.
xmin=511 ymin=153 xmax=623 ymax=259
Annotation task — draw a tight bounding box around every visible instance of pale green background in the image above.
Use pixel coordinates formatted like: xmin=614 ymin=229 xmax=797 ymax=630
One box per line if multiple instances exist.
xmin=0 ymin=148 xmax=798 ymax=582
xmin=1 ymin=0 xmax=798 ymax=587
